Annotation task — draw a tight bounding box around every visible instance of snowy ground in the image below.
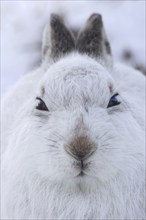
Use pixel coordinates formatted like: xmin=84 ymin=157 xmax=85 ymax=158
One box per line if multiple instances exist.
xmin=1 ymin=0 xmax=145 ymax=95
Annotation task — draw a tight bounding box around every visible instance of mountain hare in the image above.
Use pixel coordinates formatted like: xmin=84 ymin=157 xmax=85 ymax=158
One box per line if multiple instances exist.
xmin=1 ymin=14 xmax=145 ymax=219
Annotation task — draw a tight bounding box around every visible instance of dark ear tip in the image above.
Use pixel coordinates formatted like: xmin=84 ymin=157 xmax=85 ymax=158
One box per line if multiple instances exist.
xmin=50 ymin=13 xmax=63 ymax=26
xmin=88 ymin=13 xmax=102 ymax=23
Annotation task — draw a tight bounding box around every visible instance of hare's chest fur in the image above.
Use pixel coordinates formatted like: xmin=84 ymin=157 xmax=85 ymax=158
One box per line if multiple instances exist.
xmin=42 ymin=183 xmax=144 ymax=220
xmin=6 ymin=175 xmax=144 ymax=220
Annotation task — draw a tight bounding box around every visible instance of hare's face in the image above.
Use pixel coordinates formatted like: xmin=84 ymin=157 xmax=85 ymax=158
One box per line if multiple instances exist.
xmin=17 ymin=14 xmax=143 ymax=190
xmin=28 ymin=54 xmax=139 ymax=189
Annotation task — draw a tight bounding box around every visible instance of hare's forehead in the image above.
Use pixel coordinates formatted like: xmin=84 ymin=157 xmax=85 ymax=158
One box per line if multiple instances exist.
xmin=43 ymin=57 xmax=112 ymax=91
xmin=40 ymin=63 xmax=113 ymax=107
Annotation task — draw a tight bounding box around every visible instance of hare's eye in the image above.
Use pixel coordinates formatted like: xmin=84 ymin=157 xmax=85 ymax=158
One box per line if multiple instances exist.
xmin=36 ymin=97 xmax=48 ymax=111
xmin=107 ymin=93 xmax=121 ymax=108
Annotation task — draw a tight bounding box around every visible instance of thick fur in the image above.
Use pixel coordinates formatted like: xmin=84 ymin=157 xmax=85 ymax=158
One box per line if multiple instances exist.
xmin=77 ymin=13 xmax=112 ymax=69
xmin=1 ymin=14 xmax=145 ymax=220
xmin=42 ymin=14 xmax=75 ymax=61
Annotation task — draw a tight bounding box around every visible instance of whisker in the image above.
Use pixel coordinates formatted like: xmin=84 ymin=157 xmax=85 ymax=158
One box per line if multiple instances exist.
xmin=48 ymin=144 xmax=58 ymax=148
xmin=27 ymin=150 xmax=52 ymax=158
xmin=100 ymin=147 xmax=120 ymax=151
xmin=52 ymin=133 xmax=64 ymax=140
xmin=96 ymin=132 xmax=113 ymax=141
xmin=27 ymin=146 xmax=60 ymax=158
xmin=45 ymin=138 xmax=58 ymax=143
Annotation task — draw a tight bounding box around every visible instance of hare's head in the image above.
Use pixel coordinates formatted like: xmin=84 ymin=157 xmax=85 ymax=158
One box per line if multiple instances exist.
xmin=18 ymin=14 xmax=143 ymax=191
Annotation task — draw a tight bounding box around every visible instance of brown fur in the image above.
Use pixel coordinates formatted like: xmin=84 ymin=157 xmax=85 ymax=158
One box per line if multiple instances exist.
xmin=64 ymin=116 xmax=97 ymax=160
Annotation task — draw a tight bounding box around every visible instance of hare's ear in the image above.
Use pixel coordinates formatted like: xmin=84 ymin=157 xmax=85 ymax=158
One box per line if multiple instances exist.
xmin=42 ymin=13 xmax=75 ymax=62
xmin=76 ymin=14 xmax=113 ymax=69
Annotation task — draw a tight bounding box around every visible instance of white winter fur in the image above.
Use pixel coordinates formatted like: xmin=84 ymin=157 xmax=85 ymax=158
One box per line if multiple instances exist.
xmin=1 ymin=43 xmax=145 ymax=220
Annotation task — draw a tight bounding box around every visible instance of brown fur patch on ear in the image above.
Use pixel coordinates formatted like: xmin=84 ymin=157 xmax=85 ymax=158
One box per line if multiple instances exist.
xmin=41 ymin=86 xmax=45 ymax=97
xmin=109 ymin=84 xmax=114 ymax=94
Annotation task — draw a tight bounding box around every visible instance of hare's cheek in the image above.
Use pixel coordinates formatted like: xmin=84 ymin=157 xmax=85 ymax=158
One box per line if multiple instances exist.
xmin=35 ymin=156 xmax=76 ymax=180
xmin=91 ymin=150 xmax=122 ymax=182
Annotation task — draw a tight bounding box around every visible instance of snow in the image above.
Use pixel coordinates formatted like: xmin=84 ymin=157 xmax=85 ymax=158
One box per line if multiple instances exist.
xmin=1 ymin=0 xmax=145 ymax=95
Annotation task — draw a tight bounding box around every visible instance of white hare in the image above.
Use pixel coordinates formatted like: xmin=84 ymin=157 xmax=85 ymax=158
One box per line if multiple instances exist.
xmin=1 ymin=14 xmax=145 ymax=220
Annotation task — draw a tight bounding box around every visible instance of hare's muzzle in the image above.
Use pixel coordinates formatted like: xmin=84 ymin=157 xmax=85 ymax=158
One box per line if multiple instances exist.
xmin=64 ymin=136 xmax=97 ymax=161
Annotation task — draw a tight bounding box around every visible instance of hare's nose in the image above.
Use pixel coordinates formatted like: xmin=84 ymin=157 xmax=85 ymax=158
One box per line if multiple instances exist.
xmin=64 ymin=136 xmax=97 ymax=161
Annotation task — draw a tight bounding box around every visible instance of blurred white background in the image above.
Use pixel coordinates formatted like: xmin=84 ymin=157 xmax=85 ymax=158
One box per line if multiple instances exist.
xmin=1 ymin=0 xmax=145 ymax=95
